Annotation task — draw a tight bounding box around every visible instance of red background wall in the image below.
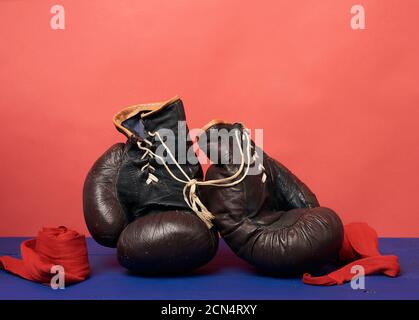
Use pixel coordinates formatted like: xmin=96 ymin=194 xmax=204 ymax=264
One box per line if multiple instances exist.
xmin=1 ymin=0 xmax=418 ymax=237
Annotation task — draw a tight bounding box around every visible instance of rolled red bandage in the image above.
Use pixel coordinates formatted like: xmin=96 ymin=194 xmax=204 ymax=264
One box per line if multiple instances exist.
xmin=0 ymin=226 xmax=90 ymax=285
xmin=303 ymin=222 xmax=400 ymax=285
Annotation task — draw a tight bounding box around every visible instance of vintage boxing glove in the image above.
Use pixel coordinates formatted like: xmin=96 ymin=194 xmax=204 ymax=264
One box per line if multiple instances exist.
xmin=198 ymin=121 xmax=344 ymax=275
xmin=83 ymin=97 xmax=218 ymax=274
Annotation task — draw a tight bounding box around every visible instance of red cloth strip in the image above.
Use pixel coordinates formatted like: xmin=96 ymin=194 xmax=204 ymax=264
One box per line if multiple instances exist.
xmin=303 ymin=222 xmax=400 ymax=285
xmin=0 ymin=227 xmax=90 ymax=285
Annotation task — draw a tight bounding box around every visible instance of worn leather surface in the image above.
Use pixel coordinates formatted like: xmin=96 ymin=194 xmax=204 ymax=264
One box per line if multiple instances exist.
xmin=117 ymin=210 xmax=219 ymax=274
xmin=83 ymin=143 xmax=128 ymax=248
xmin=200 ymin=123 xmax=344 ymax=275
xmin=116 ymin=100 xmax=203 ymax=220
xmin=83 ymin=99 xmax=219 ymax=274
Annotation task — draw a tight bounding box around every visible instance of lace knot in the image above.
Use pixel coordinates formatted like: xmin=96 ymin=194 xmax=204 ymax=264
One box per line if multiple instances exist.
xmin=134 ymin=128 xmax=253 ymax=229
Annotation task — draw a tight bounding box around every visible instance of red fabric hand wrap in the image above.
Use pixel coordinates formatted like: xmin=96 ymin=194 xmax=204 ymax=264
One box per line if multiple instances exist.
xmin=0 ymin=226 xmax=90 ymax=285
xmin=303 ymin=222 xmax=400 ymax=285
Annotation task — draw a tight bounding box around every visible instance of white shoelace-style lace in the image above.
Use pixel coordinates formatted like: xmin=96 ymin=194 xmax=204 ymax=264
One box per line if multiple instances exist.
xmin=136 ymin=129 xmax=263 ymax=228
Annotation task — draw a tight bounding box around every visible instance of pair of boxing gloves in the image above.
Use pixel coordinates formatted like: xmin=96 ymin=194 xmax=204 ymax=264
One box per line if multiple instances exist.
xmin=83 ymin=97 xmax=344 ymax=275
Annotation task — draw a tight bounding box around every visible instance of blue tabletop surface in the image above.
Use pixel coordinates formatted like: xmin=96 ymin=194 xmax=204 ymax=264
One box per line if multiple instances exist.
xmin=0 ymin=237 xmax=418 ymax=300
